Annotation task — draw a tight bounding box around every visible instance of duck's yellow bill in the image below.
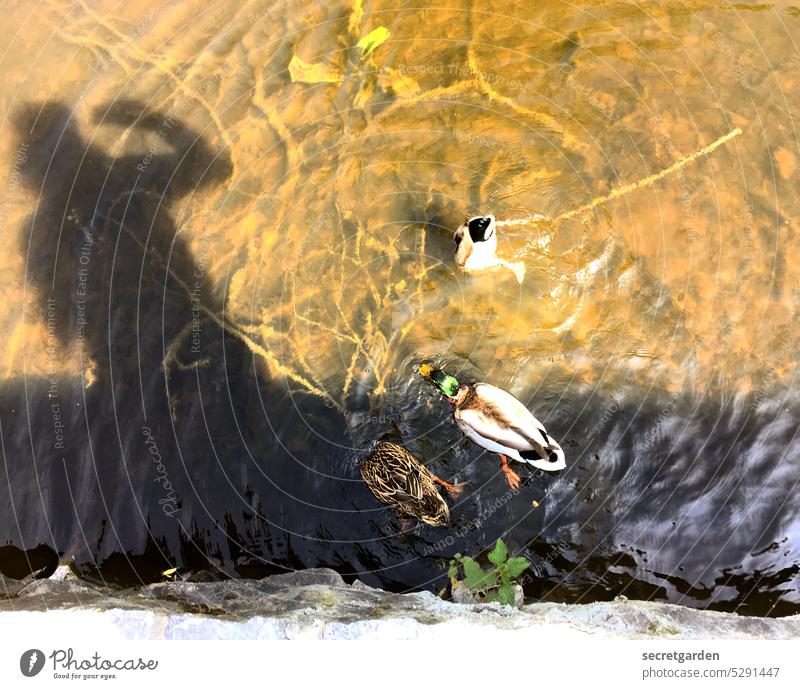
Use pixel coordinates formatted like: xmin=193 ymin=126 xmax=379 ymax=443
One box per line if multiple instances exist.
xmin=418 ymin=364 xmax=434 ymax=378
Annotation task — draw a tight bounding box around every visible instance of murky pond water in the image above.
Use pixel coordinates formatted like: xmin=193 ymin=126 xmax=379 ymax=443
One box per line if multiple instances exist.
xmin=1 ymin=0 xmax=799 ymax=616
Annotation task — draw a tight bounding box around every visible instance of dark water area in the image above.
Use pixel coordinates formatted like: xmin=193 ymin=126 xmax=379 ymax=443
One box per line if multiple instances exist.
xmin=1 ymin=1 xmax=800 ymax=619
xmin=4 ymin=344 xmax=799 ymax=616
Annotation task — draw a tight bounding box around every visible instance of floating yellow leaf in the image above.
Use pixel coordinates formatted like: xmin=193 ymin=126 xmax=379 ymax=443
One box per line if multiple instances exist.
xmin=161 ymin=567 xmax=178 ymax=577
xmin=288 ymin=55 xmax=342 ymax=84
xmin=357 ymin=26 xmax=390 ymax=59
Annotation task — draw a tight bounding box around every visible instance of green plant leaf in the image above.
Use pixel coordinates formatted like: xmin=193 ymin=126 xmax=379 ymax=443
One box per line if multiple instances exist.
xmin=447 ymin=565 xmax=458 ymax=578
xmin=357 ymin=26 xmax=390 ymax=59
xmin=461 ymin=557 xmax=497 ymax=590
xmin=487 ymin=539 xmax=508 ymax=567
xmin=460 ymin=557 xmax=483 ymax=586
xmin=504 ymin=556 xmax=530 ymax=578
xmin=497 ymin=584 xmax=516 ymax=606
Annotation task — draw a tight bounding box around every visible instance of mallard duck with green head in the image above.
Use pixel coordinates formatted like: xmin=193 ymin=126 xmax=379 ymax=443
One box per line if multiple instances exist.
xmin=360 ymin=440 xmax=465 ymax=526
xmin=418 ymin=364 xmax=566 ymax=489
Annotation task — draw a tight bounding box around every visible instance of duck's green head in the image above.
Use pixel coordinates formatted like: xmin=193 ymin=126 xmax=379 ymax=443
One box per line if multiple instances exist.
xmin=418 ymin=364 xmax=460 ymax=398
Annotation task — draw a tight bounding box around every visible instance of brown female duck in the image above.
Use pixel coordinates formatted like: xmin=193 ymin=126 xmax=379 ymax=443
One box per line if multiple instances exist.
xmin=360 ymin=440 xmax=464 ymax=526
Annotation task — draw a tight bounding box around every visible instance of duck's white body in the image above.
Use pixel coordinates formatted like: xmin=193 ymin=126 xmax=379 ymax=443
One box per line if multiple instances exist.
xmin=453 ymin=383 xmax=566 ymax=472
xmin=454 ymin=215 xmax=525 ymax=283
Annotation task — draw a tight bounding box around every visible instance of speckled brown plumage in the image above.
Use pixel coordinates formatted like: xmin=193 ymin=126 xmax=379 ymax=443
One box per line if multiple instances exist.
xmin=360 ymin=441 xmax=450 ymax=526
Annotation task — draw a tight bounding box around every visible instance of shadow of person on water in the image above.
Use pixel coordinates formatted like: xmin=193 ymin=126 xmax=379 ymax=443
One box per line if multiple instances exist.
xmin=0 ymin=100 xmax=408 ymax=588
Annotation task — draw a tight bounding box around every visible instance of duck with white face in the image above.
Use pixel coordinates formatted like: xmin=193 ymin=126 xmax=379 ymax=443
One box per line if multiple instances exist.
xmin=453 ymin=215 xmax=525 ymax=283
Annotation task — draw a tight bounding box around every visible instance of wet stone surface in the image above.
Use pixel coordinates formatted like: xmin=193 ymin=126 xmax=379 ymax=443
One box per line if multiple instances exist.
xmin=1 ymin=569 xmax=798 ymax=640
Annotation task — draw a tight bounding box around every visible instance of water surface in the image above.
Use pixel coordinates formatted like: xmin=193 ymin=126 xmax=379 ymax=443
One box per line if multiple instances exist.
xmin=1 ymin=0 xmax=799 ymax=615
